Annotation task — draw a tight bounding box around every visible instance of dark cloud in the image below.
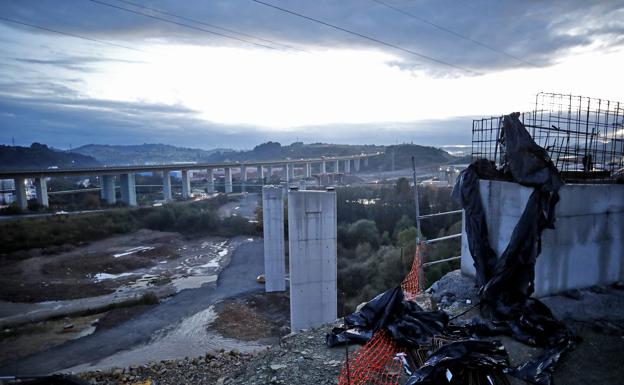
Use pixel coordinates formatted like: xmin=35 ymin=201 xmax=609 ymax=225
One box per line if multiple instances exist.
xmin=1 ymin=0 xmax=622 ymax=73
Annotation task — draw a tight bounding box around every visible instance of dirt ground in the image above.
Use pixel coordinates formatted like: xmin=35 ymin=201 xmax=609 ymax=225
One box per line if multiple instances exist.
xmin=212 ymin=291 xmax=290 ymax=343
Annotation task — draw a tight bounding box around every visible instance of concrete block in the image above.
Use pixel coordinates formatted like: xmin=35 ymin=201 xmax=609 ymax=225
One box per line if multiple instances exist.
xmin=288 ymin=190 xmax=337 ymax=331
xmin=461 ymin=180 xmax=624 ymax=296
xmin=262 ymin=186 xmax=286 ymax=292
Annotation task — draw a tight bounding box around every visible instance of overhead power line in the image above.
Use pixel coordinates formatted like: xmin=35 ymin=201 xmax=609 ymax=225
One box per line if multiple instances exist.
xmin=371 ymin=0 xmax=538 ymax=67
xmin=0 ymin=16 xmax=148 ymax=53
xmin=114 ymin=0 xmax=305 ymax=52
xmin=86 ymin=0 xmax=277 ymax=50
xmin=250 ymin=0 xmax=479 ymax=75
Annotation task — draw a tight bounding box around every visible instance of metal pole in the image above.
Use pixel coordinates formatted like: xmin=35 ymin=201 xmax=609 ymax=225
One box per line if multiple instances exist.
xmin=411 ymin=156 xmax=421 ymax=244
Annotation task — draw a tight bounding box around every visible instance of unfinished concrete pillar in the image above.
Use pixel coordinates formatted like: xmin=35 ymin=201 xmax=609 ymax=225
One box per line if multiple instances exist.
xmin=262 ymin=186 xmax=286 ymax=292
xmin=101 ymin=175 xmax=116 ymax=204
xmin=181 ymin=170 xmax=191 ymax=198
xmin=288 ymin=189 xmax=337 ymax=331
xmin=224 ymin=168 xmax=232 ymax=194
xmin=14 ymin=177 xmax=28 ymax=210
xmin=206 ymin=168 xmax=215 ymax=193
xmin=34 ymin=177 xmax=48 ymax=207
xmin=162 ymin=170 xmax=172 ymax=201
xmin=120 ymin=173 xmax=137 ymax=206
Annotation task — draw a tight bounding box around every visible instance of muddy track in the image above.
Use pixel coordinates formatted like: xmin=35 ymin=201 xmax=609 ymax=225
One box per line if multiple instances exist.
xmin=0 ymin=240 xmax=265 ymax=376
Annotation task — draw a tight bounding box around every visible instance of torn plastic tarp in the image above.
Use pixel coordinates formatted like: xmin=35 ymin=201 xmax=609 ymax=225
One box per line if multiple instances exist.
xmin=404 ymin=340 xmax=509 ymax=385
xmin=326 ymin=286 xmax=448 ymax=347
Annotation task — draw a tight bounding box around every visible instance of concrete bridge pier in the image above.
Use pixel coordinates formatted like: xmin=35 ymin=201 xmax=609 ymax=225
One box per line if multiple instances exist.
xmin=224 ymin=168 xmax=232 ymax=194
xmin=354 ymin=158 xmax=361 ymax=172
xmin=305 ymin=163 xmax=311 ymax=178
xmin=268 ymin=165 xmax=274 ymax=181
xmin=288 ymin=189 xmax=337 ymax=331
xmin=34 ymin=177 xmax=49 ymax=207
xmin=364 ymin=158 xmax=369 ymax=167
xmin=288 ymin=164 xmax=294 ymax=182
xmin=120 ymin=173 xmax=137 ymax=206
xmin=334 ymin=159 xmax=340 ymax=173
xmin=162 ymin=170 xmax=172 ymax=201
xmin=321 ymin=161 xmax=326 ymax=174
xmin=101 ymin=175 xmax=116 ymax=204
xmin=284 ymin=165 xmax=290 ymax=184
xmin=181 ymin=170 xmax=191 ymax=199
xmin=240 ymin=166 xmax=247 ymax=192
xmin=344 ymin=159 xmax=351 ymax=173
xmin=262 ymin=186 xmax=286 ymax=292
xmin=257 ymin=165 xmax=264 ymax=184
xmin=14 ymin=176 xmax=28 ymax=210
xmin=206 ymin=168 xmax=215 ymax=193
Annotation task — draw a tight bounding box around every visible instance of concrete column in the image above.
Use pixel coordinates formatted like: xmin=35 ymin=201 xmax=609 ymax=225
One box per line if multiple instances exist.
xmin=206 ymin=168 xmax=215 ymax=193
xmin=335 ymin=159 xmax=340 ymax=173
xmin=287 ymin=189 xmax=337 ymax=331
xmin=120 ymin=173 xmax=137 ymax=206
xmin=268 ymin=165 xmax=274 ymax=180
xmin=288 ymin=163 xmax=295 ymax=181
xmin=181 ymin=170 xmax=191 ymax=199
xmin=364 ymin=157 xmax=369 ymax=167
xmin=298 ymin=180 xmax=307 ymax=191
xmin=14 ymin=177 xmax=28 ymax=211
xmin=240 ymin=166 xmax=247 ymax=192
xmin=162 ymin=170 xmax=172 ymax=201
xmin=257 ymin=165 xmax=264 ymax=183
xmin=354 ymin=158 xmax=361 ymax=172
xmin=101 ymin=175 xmax=116 ymax=204
xmin=305 ymin=163 xmax=312 ymax=178
xmin=224 ymin=168 xmax=232 ymax=194
xmin=34 ymin=177 xmax=49 ymax=207
xmin=284 ymin=165 xmax=290 ymax=184
xmin=262 ymin=186 xmax=286 ymax=292
xmin=344 ymin=159 xmax=351 ymax=173
xmin=321 ymin=161 xmax=326 ymax=174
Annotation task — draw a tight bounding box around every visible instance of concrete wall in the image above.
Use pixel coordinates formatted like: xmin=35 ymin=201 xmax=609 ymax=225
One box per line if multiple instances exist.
xmin=262 ymin=186 xmax=286 ymax=292
xmin=288 ymin=190 xmax=337 ymax=331
xmin=461 ymin=180 xmax=624 ymax=296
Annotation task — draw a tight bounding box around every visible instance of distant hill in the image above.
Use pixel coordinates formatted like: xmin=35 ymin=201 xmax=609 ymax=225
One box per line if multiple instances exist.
xmin=0 ymin=143 xmax=100 ymax=170
xmin=15 ymin=142 xmax=460 ymax=170
xmin=72 ymin=144 xmax=226 ymax=166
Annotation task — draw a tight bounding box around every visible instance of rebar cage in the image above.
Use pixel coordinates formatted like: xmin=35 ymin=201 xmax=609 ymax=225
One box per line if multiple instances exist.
xmin=472 ymin=92 xmax=624 ymax=182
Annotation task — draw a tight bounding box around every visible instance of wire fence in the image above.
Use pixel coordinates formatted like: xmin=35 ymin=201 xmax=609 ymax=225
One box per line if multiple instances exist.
xmin=472 ymin=92 xmax=624 ymax=183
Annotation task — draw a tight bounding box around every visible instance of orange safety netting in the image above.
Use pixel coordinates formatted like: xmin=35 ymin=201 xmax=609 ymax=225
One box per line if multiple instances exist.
xmin=337 ymin=244 xmax=424 ymax=385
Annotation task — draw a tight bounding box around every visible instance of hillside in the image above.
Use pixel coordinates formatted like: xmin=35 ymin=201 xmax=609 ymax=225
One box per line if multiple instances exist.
xmin=0 ymin=143 xmax=100 ymax=170
xmin=71 ymin=144 xmax=225 ymax=165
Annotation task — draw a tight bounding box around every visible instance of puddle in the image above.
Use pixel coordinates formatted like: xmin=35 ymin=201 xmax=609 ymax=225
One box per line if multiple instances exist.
xmin=93 ymin=272 xmax=136 ymax=282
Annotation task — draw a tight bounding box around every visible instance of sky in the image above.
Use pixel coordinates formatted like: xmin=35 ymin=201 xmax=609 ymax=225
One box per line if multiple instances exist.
xmin=0 ymin=0 xmax=623 ymax=150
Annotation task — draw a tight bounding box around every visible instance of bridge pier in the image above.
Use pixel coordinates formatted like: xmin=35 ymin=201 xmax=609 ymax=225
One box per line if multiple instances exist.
xmin=14 ymin=177 xmax=28 ymax=210
xmin=181 ymin=170 xmax=191 ymax=198
xmin=120 ymin=173 xmax=137 ymax=206
xmin=224 ymin=168 xmax=232 ymax=194
xmin=305 ymin=163 xmax=311 ymax=178
xmin=344 ymin=159 xmax=351 ymax=173
xmin=162 ymin=171 xmax=172 ymax=201
xmin=321 ymin=161 xmax=326 ymax=174
xmin=206 ymin=168 xmax=215 ymax=193
xmin=257 ymin=165 xmax=264 ymax=184
xmin=334 ymin=159 xmax=340 ymax=173
xmin=240 ymin=166 xmax=247 ymax=192
xmin=284 ymin=164 xmax=290 ymax=184
xmin=354 ymin=158 xmax=361 ymax=172
xmin=262 ymin=186 xmax=286 ymax=292
xmin=34 ymin=177 xmax=49 ymax=207
xmin=364 ymin=157 xmax=369 ymax=167
xmin=101 ymin=175 xmax=116 ymax=204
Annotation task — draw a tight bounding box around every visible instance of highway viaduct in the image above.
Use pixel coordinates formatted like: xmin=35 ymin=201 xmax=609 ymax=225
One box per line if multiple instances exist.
xmin=0 ymin=153 xmax=381 ymax=210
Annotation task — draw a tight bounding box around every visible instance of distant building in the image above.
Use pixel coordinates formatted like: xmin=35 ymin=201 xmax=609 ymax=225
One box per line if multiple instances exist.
xmin=0 ymin=179 xmax=15 ymax=204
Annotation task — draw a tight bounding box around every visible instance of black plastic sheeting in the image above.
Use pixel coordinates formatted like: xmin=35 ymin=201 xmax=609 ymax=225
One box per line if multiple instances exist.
xmin=2 ymin=375 xmax=89 ymax=385
xmin=328 ymin=113 xmax=578 ymax=385
xmin=327 ymin=286 xmax=448 ymax=348
xmin=405 ymin=340 xmax=509 ymax=385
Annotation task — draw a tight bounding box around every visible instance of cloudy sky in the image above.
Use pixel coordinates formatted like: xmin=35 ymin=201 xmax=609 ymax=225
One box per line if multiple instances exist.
xmin=1 ymin=0 xmax=623 ymax=150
